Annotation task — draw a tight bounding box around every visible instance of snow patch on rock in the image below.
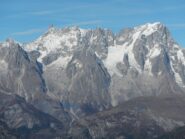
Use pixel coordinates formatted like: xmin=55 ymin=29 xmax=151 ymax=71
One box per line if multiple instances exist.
xmin=103 ymin=43 xmax=126 ymax=76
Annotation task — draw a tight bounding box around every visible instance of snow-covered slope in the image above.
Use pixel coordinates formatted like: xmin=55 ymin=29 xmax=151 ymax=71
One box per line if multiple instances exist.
xmin=105 ymin=22 xmax=169 ymax=76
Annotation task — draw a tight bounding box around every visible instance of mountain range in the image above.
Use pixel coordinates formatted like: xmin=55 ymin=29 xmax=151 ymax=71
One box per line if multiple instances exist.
xmin=0 ymin=22 xmax=185 ymax=139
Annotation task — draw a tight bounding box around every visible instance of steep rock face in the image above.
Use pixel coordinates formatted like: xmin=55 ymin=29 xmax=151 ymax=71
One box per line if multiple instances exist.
xmin=0 ymin=39 xmax=46 ymax=101
xmin=64 ymin=47 xmax=111 ymax=116
xmin=81 ymin=28 xmax=114 ymax=59
xmin=44 ymin=46 xmax=111 ymax=117
xmin=0 ymin=39 xmax=71 ymax=125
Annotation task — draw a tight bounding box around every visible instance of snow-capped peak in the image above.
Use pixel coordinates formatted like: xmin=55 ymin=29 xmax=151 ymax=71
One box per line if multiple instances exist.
xmin=25 ymin=26 xmax=88 ymax=63
xmin=134 ymin=22 xmax=164 ymax=36
xmin=134 ymin=22 xmax=162 ymax=30
xmin=105 ymin=22 xmax=175 ymax=77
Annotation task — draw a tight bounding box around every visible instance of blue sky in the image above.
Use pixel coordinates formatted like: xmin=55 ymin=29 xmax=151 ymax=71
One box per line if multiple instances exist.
xmin=0 ymin=0 xmax=185 ymax=47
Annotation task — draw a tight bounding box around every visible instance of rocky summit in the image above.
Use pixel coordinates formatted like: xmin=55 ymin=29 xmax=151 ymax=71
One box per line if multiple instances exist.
xmin=0 ymin=22 xmax=185 ymax=139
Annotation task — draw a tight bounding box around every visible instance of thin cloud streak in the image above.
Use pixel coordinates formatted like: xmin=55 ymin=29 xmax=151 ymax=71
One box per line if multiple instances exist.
xmin=11 ymin=29 xmax=45 ymax=36
xmin=6 ymin=4 xmax=100 ymax=19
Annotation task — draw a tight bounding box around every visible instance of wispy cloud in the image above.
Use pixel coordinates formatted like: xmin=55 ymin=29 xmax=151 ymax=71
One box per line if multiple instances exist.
xmin=6 ymin=3 xmax=100 ymax=19
xmin=66 ymin=20 xmax=103 ymax=26
xmin=11 ymin=29 xmax=45 ymax=36
xmin=6 ymin=10 xmax=58 ymax=18
xmin=29 ymin=4 xmax=99 ymax=16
